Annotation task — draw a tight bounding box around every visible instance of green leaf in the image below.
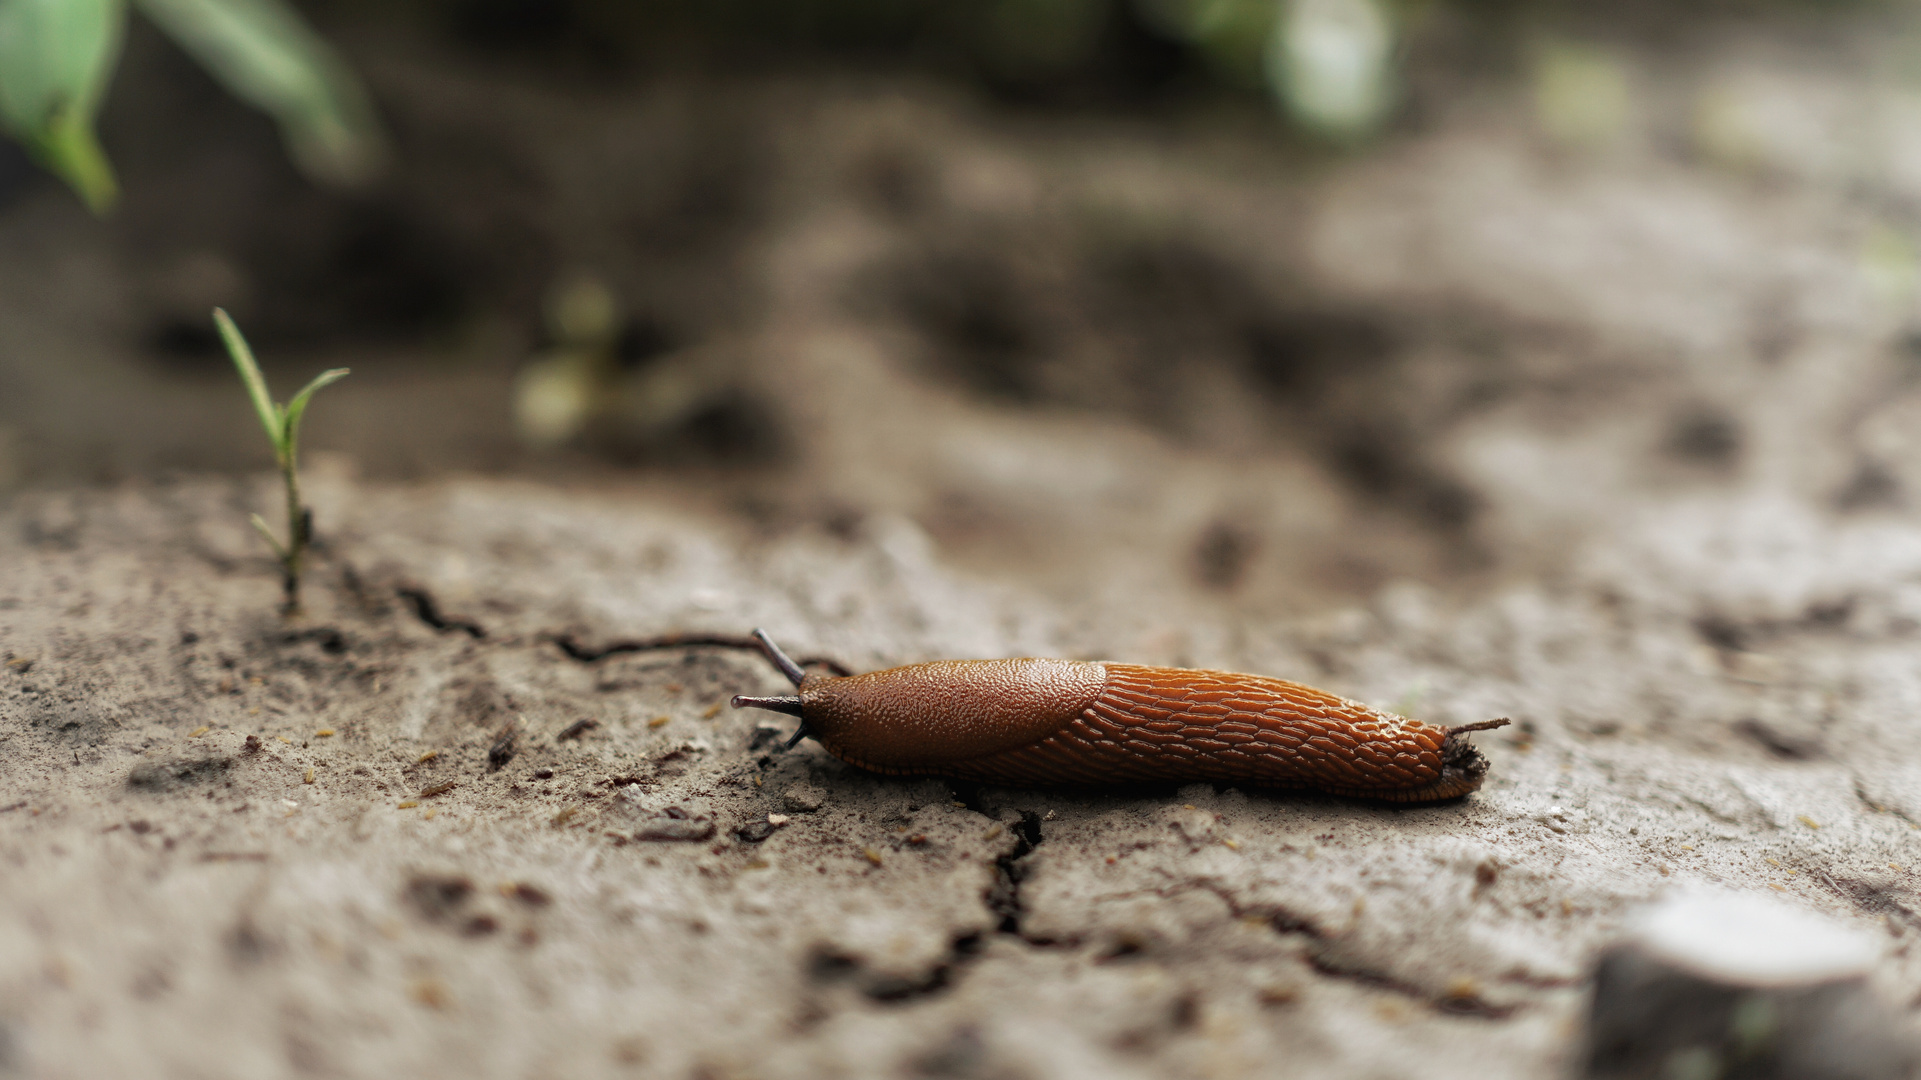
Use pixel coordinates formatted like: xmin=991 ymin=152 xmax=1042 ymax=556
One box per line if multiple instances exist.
xmin=28 ymin=103 xmax=117 ymax=212
xmin=250 ymin=512 xmax=287 ymax=560
xmin=281 ymin=367 xmax=348 ymax=456
xmin=133 ymin=0 xmax=382 ymax=185
xmin=0 ymin=0 xmax=127 ymax=212
xmin=214 ymin=308 xmax=286 ymax=455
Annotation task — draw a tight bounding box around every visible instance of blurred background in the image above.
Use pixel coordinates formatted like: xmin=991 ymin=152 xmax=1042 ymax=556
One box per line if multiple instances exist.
xmin=5 ymin=0 xmax=1921 ymax=620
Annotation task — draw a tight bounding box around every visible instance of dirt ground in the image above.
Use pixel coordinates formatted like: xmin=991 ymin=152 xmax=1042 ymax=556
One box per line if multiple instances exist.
xmin=7 ymin=9 xmax=1921 ymax=1079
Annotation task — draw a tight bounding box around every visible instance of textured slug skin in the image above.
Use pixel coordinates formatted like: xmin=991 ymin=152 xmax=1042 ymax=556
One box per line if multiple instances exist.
xmin=800 ymin=661 xmax=1491 ymax=802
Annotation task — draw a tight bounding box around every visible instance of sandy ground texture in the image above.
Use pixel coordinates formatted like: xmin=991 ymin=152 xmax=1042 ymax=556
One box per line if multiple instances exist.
xmin=9 ymin=14 xmax=1921 ymax=1080
xmin=4 ymin=444 xmax=1921 ymax=1080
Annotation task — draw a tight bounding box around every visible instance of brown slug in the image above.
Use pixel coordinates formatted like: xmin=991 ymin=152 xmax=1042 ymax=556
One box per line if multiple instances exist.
xmin=732 ymin=630 xmax=1507 ymax=803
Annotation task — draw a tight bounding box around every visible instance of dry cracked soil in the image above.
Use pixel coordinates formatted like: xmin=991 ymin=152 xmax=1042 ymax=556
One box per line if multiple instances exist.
xmin=8 ymin=20 xmax=1921 ymax=1080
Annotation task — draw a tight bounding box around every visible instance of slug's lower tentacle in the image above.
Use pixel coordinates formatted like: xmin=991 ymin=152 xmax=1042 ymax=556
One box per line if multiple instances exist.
xmin=732 ymin=693 xmax=811 ymax=751
xmin=731 ymin=694 xmax=804 ymax=718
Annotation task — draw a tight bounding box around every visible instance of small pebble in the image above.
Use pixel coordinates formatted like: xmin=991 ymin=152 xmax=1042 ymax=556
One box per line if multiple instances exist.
xmin=782 ymin=782 xmax=826 ymax=813
xmin=735 ymin=819 xmax=777 ymax=843
xmin=635 ymin=812 xmax=715 ymax=843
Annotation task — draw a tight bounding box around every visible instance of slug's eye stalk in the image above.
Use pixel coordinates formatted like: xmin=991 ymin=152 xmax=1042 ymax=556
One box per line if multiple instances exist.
xmin=753 ymin=628 xmax=807 ymax=687
xmin=735 ymin=629 xmax=812 ymax=748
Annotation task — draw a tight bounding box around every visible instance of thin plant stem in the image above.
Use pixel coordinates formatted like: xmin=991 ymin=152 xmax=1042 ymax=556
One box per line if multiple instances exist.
xmin=282 ymin=445 xmax=305 ymax=612
xmin=214 ymin=307 xmax=347 ymax=617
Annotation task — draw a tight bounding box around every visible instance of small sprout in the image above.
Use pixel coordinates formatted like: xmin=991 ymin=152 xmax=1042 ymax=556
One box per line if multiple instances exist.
xmin=314 ymin=728 xmax=335 ymax=737
xmin=215 ymin=308 xmax=348 ymax=616
xmin=303 ymin=768 xmax=315 ymax=784
xmin=396 ymin=800 xmax=419 ymax=809
xmin=188 ymin=726 xmax=210 ymax=738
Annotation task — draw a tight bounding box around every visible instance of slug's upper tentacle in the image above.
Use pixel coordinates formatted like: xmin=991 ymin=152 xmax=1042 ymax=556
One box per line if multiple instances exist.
xmin=752 ymin=628 xmax=808 ymax=687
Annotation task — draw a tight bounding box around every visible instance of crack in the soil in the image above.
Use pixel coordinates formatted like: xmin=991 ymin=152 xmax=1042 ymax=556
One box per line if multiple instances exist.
xmin=813 ymin=933 xmax=991 ymax=1005
xmin=1152 ymin=877 xmax=1523 ymax=1019
xmin=1302 ymin=953 xmax=1517 ymax=1019
xmin=949 ymin=784 xmax=1048 ymax=939
xmin=800 ymin=790 xmax=1050 ymax=1010
xmin=988 ymin=811 xmax=1044 ymax=937
xmin=397 ymin=587 xmax=485 ymax=639
xmin=276 ymin=626 xmax=347 ymax=655
xmin=1852 ymin=776 xmax=1921 ymax=830
xmin=546 ymin=631 xmax=851 ymax=675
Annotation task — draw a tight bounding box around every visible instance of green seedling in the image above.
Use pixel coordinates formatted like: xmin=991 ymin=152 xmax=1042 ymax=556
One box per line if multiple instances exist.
xmin=214 ymin=307 xmax=348 ymax=616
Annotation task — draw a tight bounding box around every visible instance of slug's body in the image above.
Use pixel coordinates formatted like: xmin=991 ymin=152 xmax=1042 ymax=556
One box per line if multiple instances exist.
xmin=734 ymin=632 xmax=1506 ymax=803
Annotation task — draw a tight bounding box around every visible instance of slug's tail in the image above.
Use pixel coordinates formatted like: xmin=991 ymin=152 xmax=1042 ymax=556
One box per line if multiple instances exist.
xmin=732 ymin=628 xmax=812 ymax=749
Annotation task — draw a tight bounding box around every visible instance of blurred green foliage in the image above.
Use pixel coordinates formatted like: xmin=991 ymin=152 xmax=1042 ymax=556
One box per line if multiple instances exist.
xmin=0 ymin=0 xmax=124 ymax=211
xmin=0 ymin=0 xmax=1415 ymax=215
xmin=456 ymin=0 xmax=1404 ymax=131
xmin=0 ymin=0 xmax=381 ymax=213
xmin=3 ymin=0 xmax=1905 ymax=214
